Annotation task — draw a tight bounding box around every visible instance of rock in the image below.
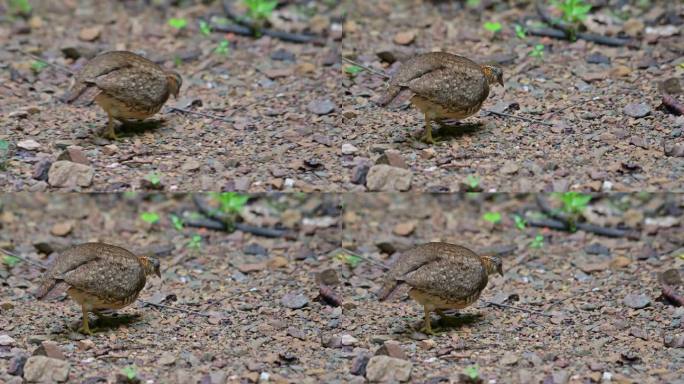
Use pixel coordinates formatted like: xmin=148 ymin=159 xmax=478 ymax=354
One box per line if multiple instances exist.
xmin=663 ymin=142 xmax=684 ymax=157
xmin=623 ymin=293 xmax=651 ymax=309
xmin=280 ymin=292 xmax=309 ymax=309
xmin=393 ymin=30 xmax=417 ymax=45
xmin=57 ymin=146 xmax=89 ymax=165
xmin=350 ymin=353 xmax=371 ymax=376
xmin=79 ymin=25 xmax=102 ymax=41
xmin=38 ymin=341 xmax=65 ymax=360
xmin=366 ymin=165 xmax=412 ymax=192
xmin=623 ymin=18 xmax=644 ymax=37
xmin=181 ymin=159 xmax=201 ymax=172
xmin=102 ymin=144 xmax=118 ymax=156
xmin=365 ymin=356 xmax=412 ymax=382
xmin=50 ymin=221 xmax=74 ymax=237
xmin=48 ymin=161 xmax=94 ymax=188
xmin=341 ymin=334 xmax=358 ymax=346
xmin=500 ymin=161 xmax=519 ymax=175
xmin=32 ymin=158 xmax=52 ymax=181
xmin=23 ymin=356 xmax=70 ymax=383
xmin=376 ymin=150 xmax=407 ymax=169
xmin=392 ymin=221 xmax=416 ymax=236
xmin=0 ymin=334 xmax=16 ymax=346
xmin=380 ymin=340 xmax=406 ymax=359
xmin=307 ymin=99 xmax=336 ymax=115
xmin=501 ymin=352 xmax=519 ymax=365
xmin=341 ymin=143 xmax=358 ymax=155
xmin=584 ymin=243 xmax=610 ymax=256
xmin=623 ymin=103 xmax=651 ymax=118
xmin=17 ymin=139 xmax=41 ymax=151
xmin=8 ymin=354 xmax=27 ymax=376
xmin=351 ymin=162 xmax=371 ymax=185
xmin=664 ymin=334 xmax=684 ymax=348
xmin=158 ymin=352 xmax=176 ymax=365
xmin=586 ymin=52 xmax=610 ymax=65
xmin=270 ymin=49 xmax=295 ymax=62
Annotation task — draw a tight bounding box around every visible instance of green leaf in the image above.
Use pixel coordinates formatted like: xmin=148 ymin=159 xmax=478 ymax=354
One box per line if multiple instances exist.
xmin=466 ymin=0 xmax=481 ymax=7
xmin=31 ymin=60 xmax=47 ymax=73
xmin=466 ymin=174 xmax=480 ymax=189
xmin=344 ymin=65 xmax=363 ymax=75
xmin=335 ymin=252 xmax=362 ymax=268
xmin=140 ymin=212 xmax=160 ymax=224
xmin=215 ymin=40 xmax=230 ymax=55
xmin=244 ymin=0 xmax=278 ymax=20
xmin=121 ymin=365 xmax=137 ymax=380
xmin=513 ymin=214 xmax=526 ymax=230
xmin=199 ymin=20 xmax=211 ymax=36
xmin=170 ymin=214 xmax=184 ymax=231
xmin=482 ymin=211 xmax=502 ymax=224
xmin=168 ymin=18 xmax=188 ymax=29
xmin=187 ymin=234 xmax=202 ymax=250
xmin=464 ymin=365 xmax=479 ymax=379
xmin=514 ymin=24 xmax=527 ymax=39
xmin=2 ymin=255 xmax=20 ymax=267
xmin=530 ymin=234 xmax=544 ymax=249
xmin=555 ymin=192 xmax=592 ymax=215
xmin=483 ymin=21 xmax=502 ymax=33
xmin=211 ymin=192 xmax=249 ymax=214
xmin=9 ymin=0 xmax=32 ymax=15
xmin=145 ymin=173 xmax=161 ymax=186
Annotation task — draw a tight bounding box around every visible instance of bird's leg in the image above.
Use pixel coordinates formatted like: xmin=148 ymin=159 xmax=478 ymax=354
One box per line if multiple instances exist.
xmin=78 ymin=305 xmax=94 ymax=335
xmin=419 ymin=306 xmax=438 ymax=335
xmin=420 ymin=115 xmax=436 ymax=145
xmin=102 ymin=113 xmax=118 ymax=140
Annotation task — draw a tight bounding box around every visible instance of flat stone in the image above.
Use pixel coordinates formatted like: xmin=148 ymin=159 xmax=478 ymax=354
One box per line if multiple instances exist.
xmin=623 ymin=103 xmax=651 ymax=118
xmin=366 ymin=165 xmax=412 ymax=192
xmin=23 ymin=356 xmax=70 ymax=383
xmin=623 ymin=293 xmax=651 ymax=309
xmin=47 ymin=161 xmax=93 ymax=188
xmin=280 ymin=292 xmax=309 ymax=309
xmin=365 ymin=355 xmax=412 ymax=382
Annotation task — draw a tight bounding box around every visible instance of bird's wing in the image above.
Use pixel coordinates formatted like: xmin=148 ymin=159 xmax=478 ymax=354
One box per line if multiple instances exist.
xmin=94 ymin=67 xmax=168 ymax=110
xmin=403 ymin=254 xmax=487 ymax=300
xmin=62 ymin=257 xmax=145 ymax=302
xmin=62 ymin=54 xmax=135 ymax=105
xmin=377 ymin=246 xmax=441 ymax=300
xmin=407 ymin=67 xmax=489 ymax=110
xmin=34 ymin=249 xmax=100 ymax=299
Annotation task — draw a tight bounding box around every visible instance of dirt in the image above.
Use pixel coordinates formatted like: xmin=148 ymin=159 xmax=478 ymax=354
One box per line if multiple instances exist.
xmin=1 ymin=193 xmax=683 ymax=383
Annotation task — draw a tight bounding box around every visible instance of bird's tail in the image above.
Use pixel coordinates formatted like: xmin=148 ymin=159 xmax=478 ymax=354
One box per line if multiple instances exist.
xmin=61 ymin=83 xmax=99 ymax=106
xmin=376 ymin=85 xmax=401 ymax=107
xmin=376 ymin=280 xmax=404 ymax=301
xmin=34 ymin=279 xmax=69 ymax=300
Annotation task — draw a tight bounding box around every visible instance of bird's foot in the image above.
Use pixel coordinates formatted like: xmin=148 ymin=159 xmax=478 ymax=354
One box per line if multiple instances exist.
xmin=419 ymin=133 xmax=437 ymax=145
xmin=419 ymin=325 xmax=441 ymax=336
xmin=77 ymin=324 xmax=95 ymax=335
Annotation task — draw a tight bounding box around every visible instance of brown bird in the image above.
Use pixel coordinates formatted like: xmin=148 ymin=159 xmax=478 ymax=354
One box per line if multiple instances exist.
xmin=378 ymin=242 xmax=502 ymax=334
xmin=377 ymin=52 xmax=503 ymax=144
xmin=63 ymin=51 xmax=182 ymax=140
xmin=35 ymin=243 xmax=161 ymax=335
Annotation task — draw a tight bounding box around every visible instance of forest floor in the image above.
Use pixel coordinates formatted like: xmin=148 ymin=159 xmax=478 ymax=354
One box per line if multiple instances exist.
xmin=1 ymin=1 xmax=683 ymax=193
xmin=0 ymin=193 xmax=683 ymax=383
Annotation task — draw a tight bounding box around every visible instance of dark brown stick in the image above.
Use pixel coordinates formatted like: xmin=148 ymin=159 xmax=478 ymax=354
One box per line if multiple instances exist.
xmin=15 ymin=49 xmax=75 ymax=75
xmin=482 ymin=109 xmax=553 ymax=126
xmin=191 ymin=195 xmax=290 ymax=238
xmin=662 ymin=285 xmax=684 ymax=306
xmin=662 ymin=94 xmax=684 ymax=116
xmin=482 ymin=300 xmax=552 ymax=317
xmin=139 ymin=300 xmax=210 ymax=317
xmin=166 ymin=106 xmax=233 ymax=123
xmin=339 ymin=248 xmax=390 ymax=270
xmin=0 ymin=248 xmax=47 ymax=269
xmin=533 ymin=195 xmax=633 ymax=238
xmin=341 ymin=57 xmax=390 ymax=80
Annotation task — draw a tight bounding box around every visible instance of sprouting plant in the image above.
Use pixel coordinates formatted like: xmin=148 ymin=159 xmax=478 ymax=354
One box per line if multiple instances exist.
xmin=555 ymin=192 xmax=592 ymax=216
xmin=170 ymin=214 xmax=184 ymax=231
xmin=0 ymin=140 xmax=9 ymax=171
xmin=466 ymin=0 xmax=480 ymax=7
xmin=140 ymin=212 xmax=160 ymax=225
xmin=529 ymin=44 xmax=544 ymax=59
xmin=145 ymin=173 xmax=161 ymax=186
xmin=31 ymin=60 xmax=47 ymax=73
xmin=199 ymin=20 xmax=211 ymax=36
xmin=215 ymin=40 xmax=230 ymax=56
xmin=121 ymin=365 xmax=137 ymax=380
xmin=335 ymin=251 xmax=362 ymax=268
xmin=514 ymin=24 xmax=527 ymax=39
xmin=552 ymin=0 xmax=592 ymax=24
xmin=168 ymin=18 xmax=188 ymax=30
xmin=8 ymin=0 xmax=32 ymax=16
xmin=483 ymin=21 xmax=502 ymax=34
xmin=211 ymin=192 xmax=249 ymax=215
xmin=173 ymin=56 xmax=182 ymax=67
xmin=187 ymin=234 xmax=202 ymax=251
xmin=466 ymin=175 xmax=480 ymax=191
xmin=464 ymin=365 xmax=480 ymax=380
xmin=344 ymin=65 xmax=363 ymax=76
xmin=513 ymin=214 xmax=526 ymax=230
xmin=243 ymin=0 xmax=278 ymax=21
xmin=529 ymin=234 xmax=544 ymax=249
xmin=2 ymin=255 xmax=20 ymax=267
xmin=482 ymin=211 xmax=502 ymax=225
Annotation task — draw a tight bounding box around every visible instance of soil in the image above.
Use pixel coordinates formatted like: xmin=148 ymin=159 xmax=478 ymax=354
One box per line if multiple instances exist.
xmin=1 ymin=193 xmax=683 ymax=383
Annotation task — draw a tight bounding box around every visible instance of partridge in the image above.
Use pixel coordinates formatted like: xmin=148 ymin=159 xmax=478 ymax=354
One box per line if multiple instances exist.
xmin=377 ymin=52 xmax=503 ymax=144
xmin=378 ymin=242 xmax=502 ymax=334
xmin=63 ymin=51 xmax=182 ymax=140
xmin=35 ymin=243 xmax=160 ymax=334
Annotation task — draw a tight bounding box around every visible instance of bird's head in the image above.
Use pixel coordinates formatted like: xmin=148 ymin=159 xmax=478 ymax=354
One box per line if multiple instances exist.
xmin=140 ymin=256 xmax=161 ymax=278
xmin=166 ymin=71 xmax=183 ymax=99
xmin=482 ymin=64 xmax=504 ymax=87
xmin=481 ymin=255 xmax=503 ymax=277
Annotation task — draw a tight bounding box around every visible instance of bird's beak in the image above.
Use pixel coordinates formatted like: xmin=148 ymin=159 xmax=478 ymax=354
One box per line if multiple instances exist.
xmin=498 ymin=266 xmax=504 ymax=277
xmin=498 ymin=78 xmax=504 ymax=87
xmin=155 ymin=268 xmax=161 ymax=278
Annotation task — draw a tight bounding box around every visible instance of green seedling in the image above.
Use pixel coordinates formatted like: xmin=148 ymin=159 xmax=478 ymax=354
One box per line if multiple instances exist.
xmin=513 ymin=214 xmax=526 ymax=230
xmin=199 ymin=20 xmax=211 ymax=36
xmin=466 ymin=175 xmax=480 ymax=190
xmin=466 ymin=0 xmax=481 ymax=7
xmin=173 ymin=56 xmax=182 ymax=67
xmin=344 ymin=65 xmax=363 ymax=76
xmin=335 ymin=251 xmax=362 ymax=268
xmin=140 ymin=212 xmax=160 ymax=225
xmin=31 ymin=60 xmax=47 ymax=73
xmin=144 ymin=173 xmax=161 ymax=186
xmin=464 ymin=364 xmax=480 ymax=380
xmin=215 ymin=40 xmax=230 ymax=56
xmin=483 ymin=21 xmax=502 ymax=34
xmin=170 ymin=214 xmax=184 ymax=231
xmin=529 ymin=44 xmax=545 ymax=59
xmin=552 ymin=0 xmax=592 ymax=24
xmin=0 ymin=140 xmax=9 ymax=170
xmin=211 ymin=192 xmax=249 ymax=214
xmin=187 ymin=234 xmax=202 ymax=250
xmin=555 ymin=192 xmax=591 ymax=216
xmin=243 ymin=0 xmax=278 ymax=21
xmin=121 ymin=365 xmax=137 ymax=380
xmin=530 ymin=234 xmax=544 ymax=249
xmin=482 ymin=211 xmax=502 ymax=225
xmin=8 ymin=0 xmax=32 ymax=15
xmin=168 ymin=18 xmax=188 ymax=30
xmin=514 ymin=24 xmax=527 ymax=39
xmin=2 ymin=255 xmax=20 ymax=267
